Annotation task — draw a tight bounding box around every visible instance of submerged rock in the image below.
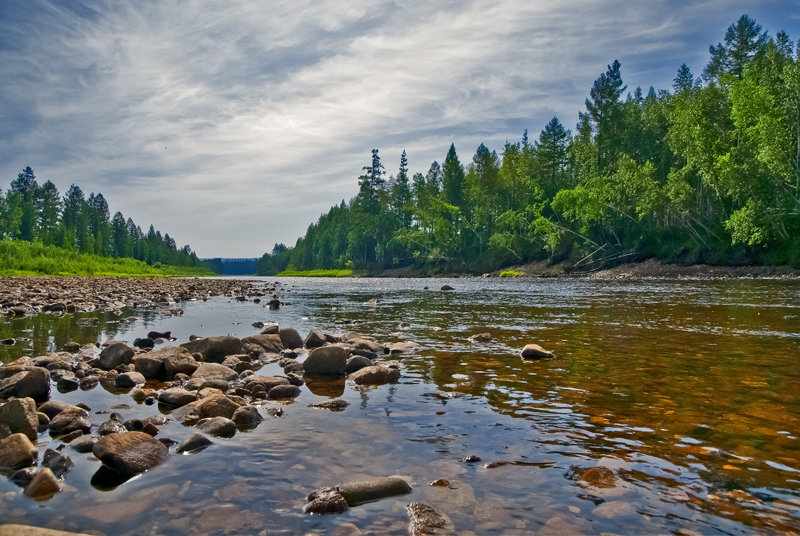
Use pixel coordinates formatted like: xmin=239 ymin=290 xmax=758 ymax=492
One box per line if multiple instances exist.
xmin=197 ymin=416 xmax=237 ymax=438
xmin=338 ymin=476 xmax=412 ymax=506
xmin=349 ymin=365 xmax=400 ymax=385
xmin=407 ymin=502 xmax=456 ymax=536
xmin=181 ymin=336 xmax=242 ymax=363
xmin=177 ymin=433 xmax=213 ymax=454
xmin=304 ymin=487 xmax=349 ymax=514
xmin=308 ymin=399 xmax=349 ymax=411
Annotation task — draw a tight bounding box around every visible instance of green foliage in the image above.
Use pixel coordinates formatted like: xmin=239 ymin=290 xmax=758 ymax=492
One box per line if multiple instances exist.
xmin=261 ymin=16 xmax=800 ymax=271
xmin=276 ymin=269 xmax=354 ymax=277
xmin=499 ymin=270 xmax=522 ymax=278
xmin=0 ymin=239 xmax=215 ymax=276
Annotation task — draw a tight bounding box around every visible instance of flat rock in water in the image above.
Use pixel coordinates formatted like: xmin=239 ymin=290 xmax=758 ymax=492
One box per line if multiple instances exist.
xmin=345 ymin=355 xmax=373 ymax=373
xmin=407 ymin=502 xmax=456 ymax=536
xmin=240 ymin=334 xmax=283 ymax=355
xmin=349 ymin=365 xmax=401 ymax=386
xmin=115 ymin=371 xmax=145 ymax=388
xmin=158 ymin=387 xmax=197 ymax=407
xmin=308 ymin=399 xmax=349 ymax=411
xmin=191 ymin=362 xmax=238 ymax=382
xmin=303 ymin=346 xmax=348 ymax=376
xmin=304 ymin=487 xmax=349 ymax=514
xmin=172 ymin=394 xmax=243 ymax=424
xmin=132 ymin=354 xmax=164 ymax=379
xmin=520 ymin=343 xmax=555 ymax=359
xmin=196 ymin=417 xmax=237 ymax=438
xmin=0 ymin=525 xmax=93 ymax=536
xmin=180 ymin=336 xmax=242 ymax=363
xmin=231 ymin=406 xmax=263 ymax=426
xmin=0 ymin=433 xmax=38 ymax=470
xmin=48 ymin=408 xmax=91 ymax=436
xmin=70 ymin=435 xmax=98 ymax=453
xmin=93 ymin=431 xmax=168 ymax=476
xmin=267 ymin=384 xmax=301 ymax=399
xmin=0 ymin=397 xmax=39 ymax=441
xmin=38 ymin=401 xmax=83 ymax=420
xmin=388 ymin=341 xmax=421 ymax=354
xmin=96 ymin=342 xmax=135 ymax=370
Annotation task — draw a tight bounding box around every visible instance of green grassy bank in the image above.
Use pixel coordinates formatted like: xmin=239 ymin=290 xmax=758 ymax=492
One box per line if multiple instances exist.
xmin=0 ymin=239 xmax=216 ymax=277
xmin=276 ymin=269 xmax=354 ymax=277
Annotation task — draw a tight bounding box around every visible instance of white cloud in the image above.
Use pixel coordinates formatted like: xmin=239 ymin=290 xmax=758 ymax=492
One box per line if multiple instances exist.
xmin=0 ymin=0 xmax=793 ymax=256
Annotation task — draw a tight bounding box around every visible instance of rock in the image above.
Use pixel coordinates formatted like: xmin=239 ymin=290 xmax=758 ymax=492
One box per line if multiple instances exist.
xmin=147 ymin=330 xmax=171 ymax=340
xmin=133 ymin=337 xmax=155 ymax=349
xmin=407 ymin=502 xmax=456 ymax=535
xmin=23 ymin=467 xmax=61 ymax=500
xmin=345 ymin=355 xmax=373 ymax=373
xmin=279 ymin=328 xmax=304 ymax=350
xmin=177 ymin=433 xmax=213 ymax=453
xmin=97 ymin=418 xmax=126 ymax=436
xmin=338 ymin=476 xmax=412 ymax=506
xmin=350 ymin=337 xmax=386 ymax=355
xmin=42 ymin=449 xmax=73 ymax=478
xmin=0 ymin=371 xmax=29 ymax=398
xmin=440 ymin=285 xmax=454 ymax=291
xmin=38 ymin=401 xmax=81 ymax=419
xmin=132 ymin=354 xmax=164 ymax=379
xmin=96 ymin=342 xmax=135 ymax=370
xmin=579 ymin=466 xmax=616 ymax=488
xmin=388 ymin=341 xmax=421 ymax=354
xmin=48 ymin=408 xmax=91 ymax=436
xmin=37 ymin=412 xmax=50 ymax=431
xmin=304 ymin=330 xmax=327 ymax=349
xmin=158 ymin=387 xmax=197 ymax=407
xmin=0 ymin=338 xmax=15 ymax=345
xmin=304 ymin=487 xmax=349 ymax=514
xmin=308 ymin=399 xmax=349 ymax=411
xmin=115 ymin=371 xmax=145 ymax=388
xmin=70 ymin=435 xmax=97 ymax=453
xmin=56 ymin=375 xmax=80 ymax=392
xmin=267 ymin=298 xmax=281 ymax=310
xmin=63 ymin=341 xmax=81 ymax=353
xmin=197 ymin=417 xmax=237 ymax=438
xmin=251 ymin=321 xmax=265 ymax=329
xmin=92 ymin=431 xmax=168 ymax=476
xmin=162 ymin=348 xmax=199 ymax=378
xmin=592 ymin=500 xmax=636 ymax=519
xmin=0 ymin=397 xmax=39 ymax=441
xmin=180 ymin=336 xmax=242 ymax=363
xmin=265 ymin=384 xmax=299 ymax=399
xmin=467 ymin=333 xmax=492 ymax=343
xmin=0 ymin=433 xmax=38 ymax=470
xmin=191 ymin=362 xmax=239 ymax=382
xmin=10 ymin=466 xmax=37 ymax=487
xmin=241 ymin=334 xmax=283 ymax=355
xmin=304 ymin=346 xmax=348 ymax=376
xmin=172 ymin=394 xmax=243 ymax=424
xmin=231 ymin=406 xmax=263 ymax=427
xmin=261 ymin=324 xmax=280 ymax=335
xmin=521 ymin=343 xmax=555 ymax=359
xmin=349 ymin=366 xmax=401 ymax=385
xmin=15 ymin=367 xmax=51 ymax=401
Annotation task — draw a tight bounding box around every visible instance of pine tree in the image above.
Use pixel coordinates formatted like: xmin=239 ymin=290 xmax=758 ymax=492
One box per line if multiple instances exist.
xmin=704 ymin=14 xmax=769 ymax=81
xmin=442 ymin=144 xmax=465 ymax=207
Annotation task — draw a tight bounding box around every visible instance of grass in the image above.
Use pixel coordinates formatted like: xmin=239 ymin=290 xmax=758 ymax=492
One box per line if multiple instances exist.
xmin=0 ymin=239 xmax=216 ymax=277
xmin=499 ymin=269 xmax=524 ymax=278
xmin=276 ymin=269 xmax=354 ymax=277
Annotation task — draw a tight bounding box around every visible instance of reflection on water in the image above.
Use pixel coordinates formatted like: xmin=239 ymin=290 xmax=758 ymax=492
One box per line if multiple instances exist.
xmin=1 ymin=277 xmax=799 ymax=534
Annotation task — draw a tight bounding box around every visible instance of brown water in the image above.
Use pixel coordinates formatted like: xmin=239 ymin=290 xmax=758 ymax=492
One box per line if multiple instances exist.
xmin=1 ymin=277 xmax=799 ymax=535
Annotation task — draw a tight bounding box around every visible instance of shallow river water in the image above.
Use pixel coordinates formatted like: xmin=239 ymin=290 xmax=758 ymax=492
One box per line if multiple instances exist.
xmin=1 ymin=277 xmax=799 ymax=535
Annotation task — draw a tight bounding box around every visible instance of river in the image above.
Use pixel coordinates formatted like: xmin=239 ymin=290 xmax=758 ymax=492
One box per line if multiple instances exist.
xmin=1 ymin=277 xmax=799 ymax=534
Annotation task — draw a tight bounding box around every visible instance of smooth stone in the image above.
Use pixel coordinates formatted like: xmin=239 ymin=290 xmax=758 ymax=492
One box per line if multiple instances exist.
xmin=115 ymin=371 xmax=146 ymax=388
xmin=0 ymin=433 xmax=38 ymax=470
xmin=158 ymin=387 xmax=197 ymax=407
xmin=579 ymin=466 xmax=617 ymax=488
xmin=38 ymin=401 xmax=80 ymax=419
xmin=70 ymin=435 xmax=98 ymax=453
xmin=388 ymin=341 xmax=421 ymax=354
xmin=132 ymin=354 xmax=164 ymax=379
xmin=191 ymin=362 xmax=238 ymax=382
xmin=56 ymin=375 xmax=80 ymax=392
xmin=96 ymin=342 xmax=135 ymax=370
xmin=345 ymin=355 xmax=373 ymax=373
xmin=14 ymin=368 xmax=52 ymax=401
xmin=196 ymin=417 xmax=237 ymax=438
xmin=240 ymin=334 xmax=283 ymax=355
xmin=180 ymin=336 xmax=242 ymax=363
xmin=0 ymin=397 xmax=38 ymax=441
xmin=308 ymin=399 xmax=349 ymax=411
xmin=467 ymin=333 xmax=492 ymax=343
xmin=407 ymin=502 xmax=456 ymax=536
xmin=10 ymin=466 xmax=38 ymax=487
xmin=0 ymin=371 xmax=28 ymax=398
xmin=592 ymin=500 xmax=636 ymax=519
xmin=231 ymin=406 xmax=263 ymax=426
xmin=92 ymin=431 xmax=168 ymax=476
xmin=303 ymin=346 xmax=348 ymax=376
xmin=0 ymin=525 xmax=92 ymax=536
xmin=520 ymin=343 xmax=555 ymax=359
xmin=304 ymin=487 xmax=349 ymax=514
xmin=48 ymin=408 xmax=91 ymax=436
xmin=304 ymin=330 xmax=327 ymax=349
xmin=161 ymin=348 xmax=199 ymax=378
xmin=177 ymin=433 xmax=213 ymax=453
xmin=172 ymin=394 xmax=243 ymax=424
xmin=349 ymin=366 xmax=401 ymax=385
xmin=98 ymin=418 xmax=126 ymax=436
xmin=279 ymin=328 xmax=304 ymax=350
xmin=267 ymin=384 xmax=301 ymax=399
xmin=440 ymin=285 xmax=454 ymax=291
xmin=23 ymin=467 xmax=61 ymax=500
xmin=338 ymin=476 xmax=412 ymax=506
xmin=260 ymin=324 xmax=279 ymax=335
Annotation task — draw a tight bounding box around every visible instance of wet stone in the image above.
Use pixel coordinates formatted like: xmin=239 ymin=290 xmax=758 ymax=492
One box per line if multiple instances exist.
xmin=115 ymin=371 xmax=145 ymax=388
xmin=304 ymin=487 xmax=349 ymax=514
xmin=407 ymin=502 xmax=456 ymax=536
xmin=42 ymin=448 xmax=73 ymax=478
xmin=70 ymin=435 xmax=98 ymax=453
xmin=197 ymin=416 xmax=237 ymax=438
xmin=268 ymin=384 xmax=301 ymax=399
xmin=24 ymin=467 xmax=61 ymax=500
xmin=49 ymin=408 xmax=91 ymax=436
xmin=0 ymin=433 xmax=38 ymax=470
xmin=0 ymin=397 xmax=38 ymax=441
xmin=177 ymin=433 xmax=213 ymax=454
xmin=93 ymin=431 xmax=168 ymax=476
xmin=308 ymin=399 xmax=350 ymax=411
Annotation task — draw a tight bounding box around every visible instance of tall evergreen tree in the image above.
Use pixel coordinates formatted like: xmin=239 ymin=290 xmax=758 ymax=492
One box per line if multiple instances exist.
xmin=704 ymin=14 xmax=769 ymax=81
xmin=441 ymin=144 xmax=465 ymax=207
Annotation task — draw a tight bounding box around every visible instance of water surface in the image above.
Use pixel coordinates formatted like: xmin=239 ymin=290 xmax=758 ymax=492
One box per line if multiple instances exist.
xmin=1 ymin=277 xmax=799 ymax=534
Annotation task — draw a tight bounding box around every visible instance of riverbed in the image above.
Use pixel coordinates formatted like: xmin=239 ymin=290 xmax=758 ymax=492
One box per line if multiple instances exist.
xmin=1 ymin=277 xmax=799 ymax=534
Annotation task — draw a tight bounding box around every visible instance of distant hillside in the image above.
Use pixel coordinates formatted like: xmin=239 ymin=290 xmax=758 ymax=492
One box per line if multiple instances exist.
xmin=201 ymin=257 xmax=259 ymax=275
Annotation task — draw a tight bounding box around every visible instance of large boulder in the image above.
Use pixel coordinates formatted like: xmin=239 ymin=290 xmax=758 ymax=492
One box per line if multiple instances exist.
xmin=0 ymin=371 xmax=28 ymax=398
xmin=180 ymin=336 xmax=242 ymax=363
xmin=0 ymin=397 xmax=39 ymax=441
xmin=172 ymin=394 xmax=243 ymax=424
xmin=96 ymin=342 xmax=135 ymax=370
xmin=132 ymin=354 xmax=163 ymax=379
xmin=0 ymin=433 xmax=38 ymax=471
xmin=93 ymin=431 xmax=168 ymax=476
xmin=241 ymin=334 xmax=283 ymax=355
xmin=304 ymin=330 xmax=327 ymax=349
xmin=157 ymin=387 xmax=197 ymax=407
xmin=161 ymin=348 xmax=199 ymax=378
xmin=303 ymin=346 xmax=348 ymax=376
xmin=48 ymin=407 xmax=91 ymax=436
xmin=231 ymin=406 xmax=263 ymax=427
xmin=349 ymin=366 xmax=401 ymax=386
xmin=279 ymin=328 xmax=304 ymax=350
xmin=243 ymin=375 xmax=290 ymax=393
xmin=15 ymin=367 xmax=52 ymax=402
xmin=196 ymin=417 xmax=237 ymax=438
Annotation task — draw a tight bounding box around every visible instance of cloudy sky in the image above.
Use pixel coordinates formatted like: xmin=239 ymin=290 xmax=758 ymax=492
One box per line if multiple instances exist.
xmin=0 ymin=1 xmax=795 ymax=257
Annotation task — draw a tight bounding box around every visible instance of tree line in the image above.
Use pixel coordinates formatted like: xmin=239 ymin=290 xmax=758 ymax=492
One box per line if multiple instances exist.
xmin=258 ymin=15 xmax=800 ymax=275
xmin=0 ymin=168 xmax=202 ymax=267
